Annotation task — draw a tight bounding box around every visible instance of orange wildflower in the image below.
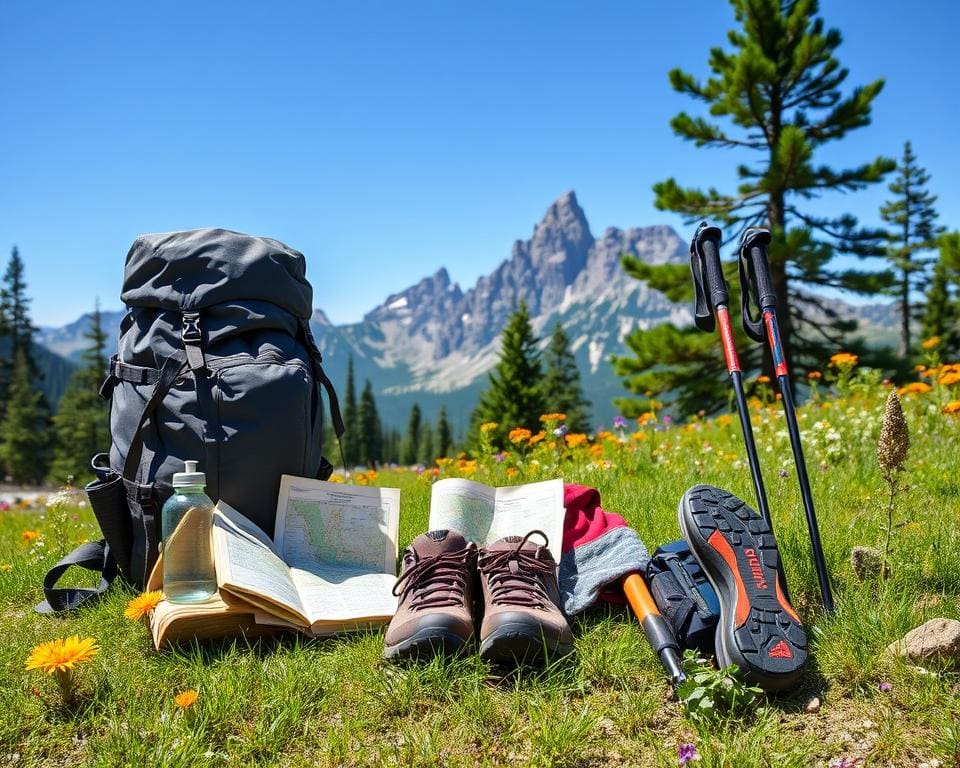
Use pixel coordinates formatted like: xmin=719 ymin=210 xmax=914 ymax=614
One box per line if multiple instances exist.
xmin=21 ymin=530 xmax=39 ymax=543
xmin=942 ymin=401 xmax=960 ymax=415
xmin=897 ymin=382 xmax=933 ymax=396
xmin=508 ymin=428 xmax=532 ymax=444
xmin=539 ymin=413 xmax=567 ymax=422
xmin=830 ymin=352 xmax=859 ymax=367
xmin=174 ymin=690 xmax=198 ymax=709
xmin=25 ymin=636 xmax=99 ymax=675
xmin=807 ymin=371 xmax=822 ymax=380
xmin=565 ymin=433 xmax=588 ymax=448
xmin=528 ymin=430 xmax=546 ymax=446
xmin=124 ymin=591 xmax=165 ymax=621
xmin=922 ymin=336 xmax=941 ymax=350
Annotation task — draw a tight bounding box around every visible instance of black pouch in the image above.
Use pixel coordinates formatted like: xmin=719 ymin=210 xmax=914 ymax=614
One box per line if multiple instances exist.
xmin=646 ymin=540 xmax=720 ymax=654
xmin=85 ymin=453 xmax=134 ymax=580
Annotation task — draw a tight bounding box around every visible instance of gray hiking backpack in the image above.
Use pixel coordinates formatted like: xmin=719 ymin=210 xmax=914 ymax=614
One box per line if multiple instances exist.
xmin=37 ymin=229 xmax=343 ymax=613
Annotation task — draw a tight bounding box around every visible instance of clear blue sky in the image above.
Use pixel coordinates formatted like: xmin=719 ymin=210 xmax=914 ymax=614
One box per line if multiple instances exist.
xmin=2 ymin=1 xmax=957 ymax=327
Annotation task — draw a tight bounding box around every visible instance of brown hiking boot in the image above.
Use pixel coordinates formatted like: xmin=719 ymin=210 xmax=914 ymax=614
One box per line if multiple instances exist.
xmin=383 ymin=530 xmax=477 ymax=660
xmin=477 ymin=530 xmax=574 ymax=665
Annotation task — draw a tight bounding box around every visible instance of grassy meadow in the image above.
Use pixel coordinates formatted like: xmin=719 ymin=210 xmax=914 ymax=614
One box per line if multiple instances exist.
xmin=2 ymin=357 xmax=960 ymax=767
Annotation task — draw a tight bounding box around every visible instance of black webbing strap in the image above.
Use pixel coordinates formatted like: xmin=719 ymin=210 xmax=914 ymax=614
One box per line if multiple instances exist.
xmin=122 ymin=351 xmax=187 ymax=482
xmin=300 ymin=319 xmax=345 ymax=438
xmin=35 ymin=540 xmax=119 ymax=614
xmin=181 ymin=311 xmax=205 ymax=371
xmin=99 ymin=355 xmax=161 ymax=400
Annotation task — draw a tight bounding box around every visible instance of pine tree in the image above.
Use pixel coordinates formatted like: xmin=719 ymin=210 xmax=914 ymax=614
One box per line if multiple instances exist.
xmin=617 ymin=0 xmax=894 ymax=410
xmin=357 ymin=379 xmax=382 ymax=468
xmin=382 ymin=428 xmax=402 ymax=465
xmin=541 ymin=323 xmax=591 ymax=433
xmin=341 ymin=357 xmax=359 ymax=467
xmin=0 ymin=349 xmax=49 ymax=484
xmin=49 ymin=304 xmax=111 ymax=484
xmin=470 ymin=302 xmax=546 ymax=448
xmin=880 ymin=142 xmax=943 ymax=356
xmin=401 ymin=404 xmax=422 ymax=466
xmin=435 ymin=405 xmax=453 ymax=458
xmin=0 ymin=246 xmax=44 ymax=417
xmin=922 ymin=233 xmax=960 ymax=355
xmin=418 ymin=421 xmax=435 ymax=466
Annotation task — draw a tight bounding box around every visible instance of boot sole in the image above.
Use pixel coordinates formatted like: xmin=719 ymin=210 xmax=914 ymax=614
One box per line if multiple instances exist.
xmin=678 ymin=484 xmax=807 ymax=691
xmin=479 ymin=622 xmax=574 ymax=666
xmin=383 ymin=627 xmax=471 ymax=661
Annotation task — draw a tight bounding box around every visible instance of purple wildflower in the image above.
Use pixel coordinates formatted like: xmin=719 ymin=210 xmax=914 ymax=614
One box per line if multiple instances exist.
xmin=778 ymin=468 xmax=789 ymax=479
xmin=613 ymin=415 xmax=627 ymax=429
xmin=879 ymin=681 xmax=892 ymax=693
xmin=554 ymin=424 xmax=568 ymax=438
xmin=70 ymin=513 xmax=79 ymax=521
xmin=663 ymin=414 xmax=673 ymax=425
xmin=678 ymin=743 xmax=699 ymax=765
xmin=493 ymin=452 xmax=508 ymax=463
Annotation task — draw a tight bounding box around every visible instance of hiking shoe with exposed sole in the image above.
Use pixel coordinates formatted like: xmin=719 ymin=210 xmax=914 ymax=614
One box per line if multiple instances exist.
xmin=679 ymin=485 xmax=807 ymax=691
xmin=477 ymin=531 xmax=574 ymax=666
xmin=383 ymin=530 xmax=477 ymax=661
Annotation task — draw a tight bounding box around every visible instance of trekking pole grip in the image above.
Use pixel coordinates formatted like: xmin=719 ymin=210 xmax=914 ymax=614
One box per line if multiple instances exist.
xmin=739 ymin=228 xmax=776 ymax=342
xmin=697 ymin=225 xmax=728 ymax=310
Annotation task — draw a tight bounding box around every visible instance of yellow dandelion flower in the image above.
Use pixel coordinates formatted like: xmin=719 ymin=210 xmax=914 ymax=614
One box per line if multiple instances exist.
xmin=21 ymin=530 xmax=39 ymax=543
xmin=922 ymin=336 xmax=941 ymax=350
xmin=480 ymin=422 xmax=498 ymax=433
xmin=942 ymin=401 xmax=960 ymax=415
xmin=326 ymin=474 xmax=345 ymax=483
xmin=0 ymin=564 xmax=11 ymax=572
xmin=807 ymin=371 xmax=822 ymax=380
xmin=25 ymin=635 xmax=99 ymax=675
xmin=716 ymin=414 xmax=733 ymax=427
xmin=830 ymin=352 xmax=859 ymax=367
xmin=508 ymin=428 xmax=532 ymax=444
xmin=565 ymin=433 xmax=588 ymax=448
xmin=174 ymin=689 xmax=198 ymax=709
xmin=124 ymin=591 xmax=165 ymax=621
xmin=538 ymin=413 xmax=566 ymax=422
xmin=897 ymin=381 xmax=933 ymax=396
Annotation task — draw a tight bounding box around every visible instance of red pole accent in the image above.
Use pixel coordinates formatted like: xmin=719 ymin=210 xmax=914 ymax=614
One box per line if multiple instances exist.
xmin=716 ymin=306 xmax=741 ymax=374
xmin=763 ymin=310 xmax=789 ymax=377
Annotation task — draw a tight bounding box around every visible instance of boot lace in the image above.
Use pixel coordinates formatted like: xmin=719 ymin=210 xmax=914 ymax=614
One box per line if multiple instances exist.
xmin=478 ymin=530 xmax=554 ymax=609
xmin=392 ymin=546 xmax=474 ymax=610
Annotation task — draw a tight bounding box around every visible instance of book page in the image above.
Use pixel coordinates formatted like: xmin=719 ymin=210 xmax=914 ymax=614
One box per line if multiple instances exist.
xmin=274 ymin=476 xmax=400 ymax=574
xmin=212 ymin=502 xmax=308 ymax=626
xmin=290 ymin=566 xmax=398 ymax=625
xmin=427 ymin=477 xmax=497 ymax=545
xmin=488 ymin=479 xmax=565 ymax=559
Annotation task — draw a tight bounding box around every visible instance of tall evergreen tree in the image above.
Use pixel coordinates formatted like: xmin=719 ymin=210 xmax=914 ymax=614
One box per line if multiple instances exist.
xmin=357 ymin=379 xmax=382 ymax=468
xmin=922 ymin=233 xmax=960 ymax=355
xmin=435 ymin=405 xmax=453 ymax=458
xmin=470 ymin=302 xmax=546 ymax=448
xmin=617 ymin=0 xmax=894 ymax=410
xmin=341 ymin=356 xmax=359 ymax=467
xmin=418 ymin=421 xmax=435 ymax=466
xmin=0 ymin=246 xmax=43 ymax=416
xmin=401 ymin=403 xmax=422 ymax=466
xmin=0 ymin=349 xmax=49 ymax=484
xmin=880 ymin=141 xmax=943 ymax=356
xmin=49 ymin=304 xmax=111 ymax=484
xmin=382 ymin=427 xmax=402 ymax=465
xmin=541 ymin=323 xmax=591 ymax=433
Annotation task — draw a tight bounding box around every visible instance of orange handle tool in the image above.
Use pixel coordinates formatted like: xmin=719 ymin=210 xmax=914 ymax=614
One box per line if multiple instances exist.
xmin=623 ymin=572 xmax=686 ymax=686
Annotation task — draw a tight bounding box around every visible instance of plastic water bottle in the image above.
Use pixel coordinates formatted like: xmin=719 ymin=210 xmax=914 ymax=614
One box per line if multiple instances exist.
xmin=161 ymin=460 xmax=217 ymax=603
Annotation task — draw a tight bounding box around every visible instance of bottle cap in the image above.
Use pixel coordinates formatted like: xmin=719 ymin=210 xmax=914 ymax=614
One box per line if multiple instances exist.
xmin=172 ymin=460 xmax=206 ymax=488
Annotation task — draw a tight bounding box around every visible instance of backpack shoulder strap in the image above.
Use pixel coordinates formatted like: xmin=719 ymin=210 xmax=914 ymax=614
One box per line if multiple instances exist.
xmin=35 ymin=540 xmax=119 ymax=613
xmin=300 ymin=319 xmax=345 ymax=438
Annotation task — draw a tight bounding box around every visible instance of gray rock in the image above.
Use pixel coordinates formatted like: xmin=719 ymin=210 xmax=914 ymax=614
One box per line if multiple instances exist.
xmin=885 ymin=618 xmax=960 ymax=666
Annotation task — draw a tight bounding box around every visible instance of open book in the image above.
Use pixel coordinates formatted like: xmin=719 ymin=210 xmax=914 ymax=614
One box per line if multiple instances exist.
xmin=427 ymin=478 xmax=565 ymax=555
xmin=148 ymin=476 xmax=400 ymax=649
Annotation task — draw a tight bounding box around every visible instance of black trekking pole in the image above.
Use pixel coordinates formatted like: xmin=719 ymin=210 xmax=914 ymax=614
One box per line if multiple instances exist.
xmin=738 ymin=228 xmax=835 ymax=613
xmin=689 ymin=222 xmax=790 ymax=599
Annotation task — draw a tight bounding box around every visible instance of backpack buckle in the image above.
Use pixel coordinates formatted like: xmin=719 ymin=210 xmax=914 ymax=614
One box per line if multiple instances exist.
xmin=180 ymin=312 xmax=205 ymax=371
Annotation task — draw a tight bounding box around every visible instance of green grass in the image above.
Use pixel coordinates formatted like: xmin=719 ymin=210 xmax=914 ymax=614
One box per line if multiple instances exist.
xmin=2 ymin=378 xmax=959 ymax=767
